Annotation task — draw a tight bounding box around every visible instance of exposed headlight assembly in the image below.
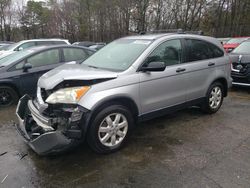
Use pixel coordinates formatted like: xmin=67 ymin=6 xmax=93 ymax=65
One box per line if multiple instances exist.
xmin=46 ymin=86 xmax=90 ymax=104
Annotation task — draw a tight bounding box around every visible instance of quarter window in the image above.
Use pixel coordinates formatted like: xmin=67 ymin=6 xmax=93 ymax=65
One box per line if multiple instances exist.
xmin=145 ymin=39 xmax=182 ymax=66
xmin=26 ymin=49 xmax=60 ymax=68
xmin=209 ymin=43 xmax=224 ymax=57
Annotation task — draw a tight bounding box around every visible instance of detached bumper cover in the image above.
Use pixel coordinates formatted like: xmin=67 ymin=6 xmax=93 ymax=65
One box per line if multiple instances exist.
xmin=15 ymin=95 xmax=82 ymax=155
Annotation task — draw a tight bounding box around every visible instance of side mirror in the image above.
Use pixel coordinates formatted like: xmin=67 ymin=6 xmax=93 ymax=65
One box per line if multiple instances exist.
xmin=140 ymin=61 xmax=166 ymax=72
xmin=23 ymin=63 xmax=32 ymax=72
xmin=18 ymin=47 xmax=24 ymax=51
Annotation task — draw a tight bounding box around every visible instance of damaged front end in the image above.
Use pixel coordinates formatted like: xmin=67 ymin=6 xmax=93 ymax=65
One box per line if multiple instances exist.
xmin=15 ymin=94 xmax=88 ymax=155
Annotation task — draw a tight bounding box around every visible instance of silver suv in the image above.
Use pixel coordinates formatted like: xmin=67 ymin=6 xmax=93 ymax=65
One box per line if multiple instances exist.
xmin=16 ymin=33 xmax=232 ymax=155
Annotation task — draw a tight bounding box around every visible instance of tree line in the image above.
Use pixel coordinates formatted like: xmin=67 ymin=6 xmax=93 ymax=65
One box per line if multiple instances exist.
xmin=0 ymin=0 xmax=250 ymax=43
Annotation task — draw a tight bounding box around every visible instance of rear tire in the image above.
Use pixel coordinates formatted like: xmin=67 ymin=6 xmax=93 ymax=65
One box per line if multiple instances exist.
xmin=201 ymin=82 xmax=224 ymax=114
xmin=87 ymin=104 xmax=134 ymax=154
xmin=0 ymin=86 xmax=19 ymax=107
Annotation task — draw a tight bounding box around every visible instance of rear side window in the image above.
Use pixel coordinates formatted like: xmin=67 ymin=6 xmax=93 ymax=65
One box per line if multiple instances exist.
xmin=185 ymin=39 xmax=224 ymax=62
xmin=26 ymin=49 xmax=60 ymax=68
xmin=63 ymin=48 xmax=88 ymax=62
xmin=185 ymin=39 xmax=213 ymax=62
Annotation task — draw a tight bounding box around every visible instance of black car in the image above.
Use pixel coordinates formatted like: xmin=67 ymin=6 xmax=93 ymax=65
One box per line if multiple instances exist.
xmin=230 ymin=40 xmax=250 ymax=87
xmin=0 ymin=45 xmax=95 ymax=107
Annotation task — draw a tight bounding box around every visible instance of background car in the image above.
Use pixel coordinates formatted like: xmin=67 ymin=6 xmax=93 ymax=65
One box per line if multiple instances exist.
xmin=0 ymin=41 xmax=14 ymax=47
xmin=217 ymin=37 xmax=231 ymax=45
xmin=0 ymin=39 xmax=70 ymax=59
xmin=0 ymin=45 xmax=94 ymax=107
xmin=73 ymin=41 xmax=96 ymax=47
xmin=223 ymin=37 xmax=250 ymax=53
xmin=89 ymin=43 xmax=106 ymax=51
xmin=230 ymin=40 xmax=250 ymax=87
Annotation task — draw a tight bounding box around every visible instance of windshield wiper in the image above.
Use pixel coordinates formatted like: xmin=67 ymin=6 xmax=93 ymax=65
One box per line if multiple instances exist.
xmin=87 ymin=65 xmax=99 ymax=69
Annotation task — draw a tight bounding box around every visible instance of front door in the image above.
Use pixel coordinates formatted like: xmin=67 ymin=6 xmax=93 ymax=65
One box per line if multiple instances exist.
xmin=19 ymin=49 xmax=61 ymax=96
xmin=139 ymin=39 xmax=188 ymax=115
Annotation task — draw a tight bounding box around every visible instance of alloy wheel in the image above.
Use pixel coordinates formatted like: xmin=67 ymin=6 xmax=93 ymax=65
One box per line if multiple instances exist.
xmin=98 ymin=113 xmax=128 ymax=147
xmin=209 ymin=86 xmax=222 ymax=109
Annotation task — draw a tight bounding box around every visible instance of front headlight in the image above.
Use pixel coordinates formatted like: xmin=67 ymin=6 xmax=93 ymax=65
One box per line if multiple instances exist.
xmin=45 ymin=86 xmax=90 ymax=104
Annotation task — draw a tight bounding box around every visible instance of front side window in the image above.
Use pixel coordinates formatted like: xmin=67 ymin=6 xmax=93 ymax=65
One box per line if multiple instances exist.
xmin=26 ymin=49 xmax=60 ymax=68
xmin=63 ymin=48 xmax=88 ymax=62
xmin=83 ymin=39 xmax=152 ymax=71
xmin=185 ymin=39 xmax=214 ymax=62
xmin=144 ymin=39 xmax=182 ymax=67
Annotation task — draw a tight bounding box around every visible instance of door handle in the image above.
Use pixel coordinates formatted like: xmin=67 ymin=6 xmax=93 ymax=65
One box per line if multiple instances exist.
xmin=176 ymin=68 xmax=186 ymax=73
xmin=208 ymin=62 xmax=215 ymax=66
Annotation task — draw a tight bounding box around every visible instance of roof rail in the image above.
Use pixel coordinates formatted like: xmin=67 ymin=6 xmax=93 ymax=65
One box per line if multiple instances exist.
xmin=139 ymin=29 xmax=203 ymax=35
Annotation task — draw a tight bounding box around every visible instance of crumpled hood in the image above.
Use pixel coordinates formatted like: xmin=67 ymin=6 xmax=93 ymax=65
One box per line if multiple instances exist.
xmin=38 ymin=64 xmax=118 ymax=90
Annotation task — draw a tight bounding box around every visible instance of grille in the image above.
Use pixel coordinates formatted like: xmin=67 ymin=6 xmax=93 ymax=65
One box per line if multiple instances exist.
xmin=232 ymin=62 xmax=249 ymax=75
xmin=40 ymin=88 xmax=48 ymax=102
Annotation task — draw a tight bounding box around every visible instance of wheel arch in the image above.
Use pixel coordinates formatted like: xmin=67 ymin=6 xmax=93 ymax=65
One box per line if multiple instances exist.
xmin=82 ymin=96 xmax=139 ymax=136
xmin=211 ymin=77 xmax=228 ymax=97
xmin=91 ymin=96 xmax=139 ymax=120
xmin=0 ymin=82 xmax=21 ymax=97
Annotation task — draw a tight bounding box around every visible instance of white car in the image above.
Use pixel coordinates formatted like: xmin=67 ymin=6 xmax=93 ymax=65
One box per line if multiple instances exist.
xmin=0 ymin=39 xmax=70 ymax=59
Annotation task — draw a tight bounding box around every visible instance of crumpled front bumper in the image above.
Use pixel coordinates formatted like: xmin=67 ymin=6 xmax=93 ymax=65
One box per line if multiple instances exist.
xmin=15 ymin=95 xmax=83 ymax=155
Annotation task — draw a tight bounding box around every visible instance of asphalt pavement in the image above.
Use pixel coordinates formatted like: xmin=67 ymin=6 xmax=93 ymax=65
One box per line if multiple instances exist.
xmin=0 ymin=88 xmax=250 ymax=188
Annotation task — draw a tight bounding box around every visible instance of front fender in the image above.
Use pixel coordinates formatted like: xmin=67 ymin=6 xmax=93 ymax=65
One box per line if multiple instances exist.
xmin=78 ymin=83 xmax=141 ymax=114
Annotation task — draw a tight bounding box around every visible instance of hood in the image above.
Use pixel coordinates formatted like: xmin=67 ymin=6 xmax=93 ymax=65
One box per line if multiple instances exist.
xmin=0 ymin=50 xmax=14 ymax=59
xmin=223 ymin=43 xmax=239 ymax=49
xmin=229 ymin=54 xmax=250 ymax=64
xmin=38 ymin=64 xmax=118 ymax=90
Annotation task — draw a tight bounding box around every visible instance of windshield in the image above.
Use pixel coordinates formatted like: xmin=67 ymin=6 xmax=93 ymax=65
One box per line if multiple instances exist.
xmin=83 ymin=39 xmax=152 ymax=71
xmin=0 ymin=42 xmax=18 ymax=51
xmin=0 ymin=49 xmax=33 ymax=67
xmin=232 ymin=41 xmax=250 ymax=54
xmin=227 ymin=38 xmax=247 ymax=44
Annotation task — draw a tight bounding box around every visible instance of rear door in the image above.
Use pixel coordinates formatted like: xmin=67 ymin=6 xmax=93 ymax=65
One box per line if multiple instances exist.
xmin=139 ymin=39 xmax=188 ymax=115
xmin=182 ymin=38 xmax=224 ymax=101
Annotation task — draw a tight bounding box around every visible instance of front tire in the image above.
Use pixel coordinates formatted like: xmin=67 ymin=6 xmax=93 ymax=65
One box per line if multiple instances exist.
xmin=202 ymin=82 xmax=224 ymax=114
xmin=0 ymin=86 xmax=19 ymax=107
xmin=87 ymin=105 xmax=134 ymax=154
